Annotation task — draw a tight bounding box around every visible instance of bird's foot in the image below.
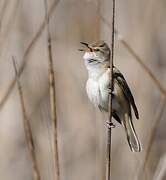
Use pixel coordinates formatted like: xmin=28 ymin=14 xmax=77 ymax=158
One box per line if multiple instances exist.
xmin=106 ymin=121 xmax=116 ymax=129
xmin=108 ymin=88 xmax=115 ymax=96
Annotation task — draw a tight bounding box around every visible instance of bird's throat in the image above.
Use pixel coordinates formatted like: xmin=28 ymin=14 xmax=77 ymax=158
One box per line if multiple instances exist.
xmin=87 ymin=65 xmax=108 ymax=80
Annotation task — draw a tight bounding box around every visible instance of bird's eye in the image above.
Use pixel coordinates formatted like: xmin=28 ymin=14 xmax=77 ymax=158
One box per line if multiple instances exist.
xmin=95 ymin=49 xmax=100 ymax=52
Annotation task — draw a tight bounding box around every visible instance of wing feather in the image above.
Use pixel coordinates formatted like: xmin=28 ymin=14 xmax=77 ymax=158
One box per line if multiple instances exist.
xmin=113 ymin=66 xmax=139 ymax=119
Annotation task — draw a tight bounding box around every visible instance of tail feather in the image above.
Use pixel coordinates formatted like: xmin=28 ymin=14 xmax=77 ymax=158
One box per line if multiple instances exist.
xmin=123 ymin=114 xmax=142 ymax=152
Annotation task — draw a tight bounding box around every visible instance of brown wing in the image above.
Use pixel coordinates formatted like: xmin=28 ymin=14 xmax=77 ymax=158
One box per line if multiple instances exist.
xmin=113 ymin=66 xmax=139 ymax=119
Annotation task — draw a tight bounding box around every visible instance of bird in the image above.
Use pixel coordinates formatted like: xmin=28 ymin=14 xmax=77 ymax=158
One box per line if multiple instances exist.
xmin=79 ymin=40 xmax=142 ymax=152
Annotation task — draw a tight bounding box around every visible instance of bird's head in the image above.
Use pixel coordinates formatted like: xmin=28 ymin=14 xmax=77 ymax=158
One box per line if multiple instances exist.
xmin=79 ymin=41 xmax=110 ymax=67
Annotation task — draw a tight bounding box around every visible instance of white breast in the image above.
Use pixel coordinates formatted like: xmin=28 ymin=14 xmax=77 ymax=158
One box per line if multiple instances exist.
xmin=86 ymin=68 xmax=121 ymax=112
xmin=86 ymin=78 xmax=100 ymax=108
xmin=86 ymin=68 xmax=110 ymax=110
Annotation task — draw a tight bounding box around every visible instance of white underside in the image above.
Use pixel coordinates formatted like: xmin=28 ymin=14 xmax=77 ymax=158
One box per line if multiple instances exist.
xmin=86 ymin=68 xmax=120 ymax=112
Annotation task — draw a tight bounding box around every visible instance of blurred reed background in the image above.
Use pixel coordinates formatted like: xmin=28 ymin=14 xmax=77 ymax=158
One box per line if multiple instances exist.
xmin=0 ymin=0 xmax=166 ymax=180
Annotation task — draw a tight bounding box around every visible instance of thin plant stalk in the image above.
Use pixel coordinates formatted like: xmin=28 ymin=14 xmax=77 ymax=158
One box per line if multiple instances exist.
xmin=106 ymin=0 xmax=116 ymax=180
xmin=12 ymin=57 xmax=41 ymax=180
xmin=44 ymin=0 xmax=60 ymax=180
xmin=0 ymin=0 xmax=60 ymax=109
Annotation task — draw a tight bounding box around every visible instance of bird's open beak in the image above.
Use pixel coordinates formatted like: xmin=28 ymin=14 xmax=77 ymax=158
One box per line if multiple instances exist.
xmin=80 ymin=42 xmax=89 ymax=47
xmin=78 ymin=42 xmax=93 ymax=52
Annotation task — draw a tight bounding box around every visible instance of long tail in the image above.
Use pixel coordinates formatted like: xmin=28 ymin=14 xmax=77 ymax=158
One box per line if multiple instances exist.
xmin=123 ymin=113 xmax=142 ymax=152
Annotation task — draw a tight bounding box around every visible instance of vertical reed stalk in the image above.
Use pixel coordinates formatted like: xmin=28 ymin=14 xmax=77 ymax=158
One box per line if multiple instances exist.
xmin=44 ymin=0 xmax=60 ymax=180
xmin=106 ymin=0 xmax=116 ymax=180
xmin=12 ymin=57 xmax=41 ymax=180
